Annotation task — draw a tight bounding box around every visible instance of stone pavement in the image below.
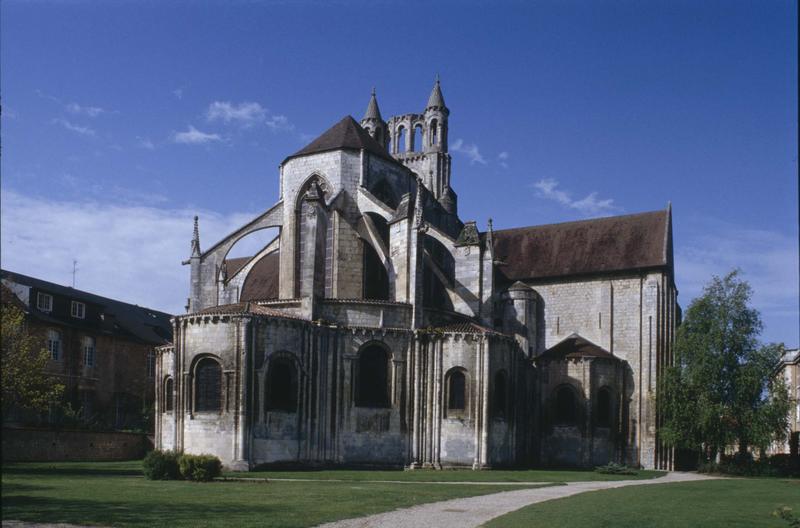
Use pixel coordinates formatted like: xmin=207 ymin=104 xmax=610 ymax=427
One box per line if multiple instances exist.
xmin=315 ymin=472 xmax=720 ymax=528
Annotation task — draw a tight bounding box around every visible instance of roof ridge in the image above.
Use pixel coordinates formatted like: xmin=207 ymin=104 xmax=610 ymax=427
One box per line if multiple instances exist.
xmin=0 ymin=268 xmax=172 ymax=316
xmin=491 ymin=209 xmax=666 ymax=234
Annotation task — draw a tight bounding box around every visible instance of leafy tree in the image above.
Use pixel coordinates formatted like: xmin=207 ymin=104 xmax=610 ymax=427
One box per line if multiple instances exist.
xmin=660 ymin=270 xmax=791 ymax=461
xmin=1 ymin=302 xmax=64 ymax=421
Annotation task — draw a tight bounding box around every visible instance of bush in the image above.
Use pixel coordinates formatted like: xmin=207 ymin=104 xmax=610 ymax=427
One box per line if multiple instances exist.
xmin=178 ymin=453 xmax=222 ymax=482
xmin=594 ymin=462 xmax=637 ymax=475
xmin=142 ymin=450 xmax=180 ymax=480
xmin=697 ymin=453 xmax=799 ymax=478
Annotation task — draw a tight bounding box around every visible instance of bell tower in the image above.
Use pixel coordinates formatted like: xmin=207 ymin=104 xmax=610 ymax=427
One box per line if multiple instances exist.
xmin=382 ymin=76 xmax=456 ymax=215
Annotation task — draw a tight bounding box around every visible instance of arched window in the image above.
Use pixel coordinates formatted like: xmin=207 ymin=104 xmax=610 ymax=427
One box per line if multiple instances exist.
xmin=493 ymin=370 xmax=507 ymax=417
xmin=397 ymin=126 xmax=407 ymax=153
xmin=164 ymin=377 xmax=174 ymax=412
xmin=413 ymin=125 xmax=423 ymax=152
xmin=429 ymin=119 xmax=438 ymax=146
xmin=554 ymin=385 xmax=578 ymax=425
xmin=446 ymin=368 xmax=467 ymax=416
xmin=266 ymin=358 xmax=298 ymax=412
xmin=356 ymin=345 xmax=390 ymax=408
xmin=595 ymin=387 xmax=612 ymax=428
xmin=295 ymin=176 xmax=330 ymax=299
xmin=195 ymin=358 xmax=222 ymax=412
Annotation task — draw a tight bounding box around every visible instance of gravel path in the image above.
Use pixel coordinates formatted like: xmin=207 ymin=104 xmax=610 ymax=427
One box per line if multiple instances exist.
xmin=315 ymin=472 xmax=720 ymax=528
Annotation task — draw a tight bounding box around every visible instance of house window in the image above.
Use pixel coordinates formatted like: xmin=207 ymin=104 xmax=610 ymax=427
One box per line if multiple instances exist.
xmin=356 ymin=345 xmax=390 ymax=408
xmin=195 ymin=357 xmax=222 ymax=412
xmin=37 ymin=292 xmax=53 ymax=312
xmin=146 ymin=350 xmax=155 ymax=378
xmin=82 ymin=336 xmax=96 ymax=367
xmin=554 ymin=385 xmax=578 ymax=425
xmin=265 ymin=358 xmax=298 ymax=412
xmin=164 ymin=377 xmax=174 ymax=412
xmin=446 ymin=368 xmax=467 ymax=416
xmin=71 ymin=301 xmax=85 ymax=319
xmin=47 ymin=329 xmax=62 ymax=361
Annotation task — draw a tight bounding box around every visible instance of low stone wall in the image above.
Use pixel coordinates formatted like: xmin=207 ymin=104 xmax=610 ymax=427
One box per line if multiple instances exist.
xmin=2 ymin=427 xmax=149 ymax=462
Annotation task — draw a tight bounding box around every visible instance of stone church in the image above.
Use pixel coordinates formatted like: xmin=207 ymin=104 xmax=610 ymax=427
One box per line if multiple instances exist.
xmin=155 ymin=80 xmax=678 ymax=471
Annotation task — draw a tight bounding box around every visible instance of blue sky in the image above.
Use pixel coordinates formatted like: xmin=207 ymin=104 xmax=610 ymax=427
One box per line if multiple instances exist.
xmin=2 ymin=0 xmax=797 ymax=345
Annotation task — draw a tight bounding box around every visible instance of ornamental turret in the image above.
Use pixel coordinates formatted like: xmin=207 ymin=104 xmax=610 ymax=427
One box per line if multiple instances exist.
xmin=360 ymin=88 xmax=388 ymax=151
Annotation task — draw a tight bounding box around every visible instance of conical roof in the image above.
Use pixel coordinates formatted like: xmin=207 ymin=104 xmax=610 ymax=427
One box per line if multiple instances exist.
xmin=427 ymin=77 xmax=446 ymax=109
xmin=283 ymin=116 xmax=394 ymax=163
xmin=363 ymin=89 xmax=383 ymax=121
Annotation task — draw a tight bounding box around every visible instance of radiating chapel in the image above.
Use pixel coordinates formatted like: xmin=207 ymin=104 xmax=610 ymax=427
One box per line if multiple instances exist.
xmin=155 ymin=80 xmax=679 ymax=471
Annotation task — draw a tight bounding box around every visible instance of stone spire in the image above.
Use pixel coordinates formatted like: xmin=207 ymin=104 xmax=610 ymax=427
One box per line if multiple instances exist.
xmin=363 ymin=87 xmax=383 ymax=121
xmin=426 ymin=74 xmax=446 ymax=110
xmin=190 ymin=215 xmax=201 ymax=257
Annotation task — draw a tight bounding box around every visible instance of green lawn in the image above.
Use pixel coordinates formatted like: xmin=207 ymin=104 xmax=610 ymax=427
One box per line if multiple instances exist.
xmin=486 ymin=478 xmax=800 ymax=528
xmin=1 ymin=461 xmax=547 ymax=528
xmin=225 ymin=468 xmax=665 ymax=483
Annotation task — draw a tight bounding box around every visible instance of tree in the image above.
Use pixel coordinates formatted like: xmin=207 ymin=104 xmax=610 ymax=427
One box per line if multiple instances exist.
xmin=659 ymin=270 xmax=791 ymax=461
xmin=1 ymin=302 xmax=64 ymax=421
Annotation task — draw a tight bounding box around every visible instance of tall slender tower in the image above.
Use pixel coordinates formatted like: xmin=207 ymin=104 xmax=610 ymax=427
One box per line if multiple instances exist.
xmin=360 ymin=88 xmax=388 ymax=151
xmin=382 ymin=77 xmax=456 ymax=214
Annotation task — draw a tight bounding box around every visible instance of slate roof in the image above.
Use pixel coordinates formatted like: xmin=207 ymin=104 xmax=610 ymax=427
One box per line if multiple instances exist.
xmin=239 ymin=251 xmax=280 ymax=301
xmin=1 ymin=269 xmax=173 ymax=345
xmin=538 ymin=334 xmax=618 ymax=361
xmin=224 ymin=257 xmax=251 ymax=279
xmin=283 ymin=116 xmax=396 ymax=164
xmin=492 ymin=209 xmax=671 ymax=282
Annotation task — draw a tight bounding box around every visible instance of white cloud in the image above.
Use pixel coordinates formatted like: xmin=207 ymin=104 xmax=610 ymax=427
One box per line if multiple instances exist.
xmin=66 ymin=102 xmax=105 ymax=118
xmin=137 ymin=136 xmax=155 ymax=150
xmin=498 ymin=151 xmax=509 ymax=168
xmin=532 ymin=178 xmax=619 ymax=216
xmin=172 ymin=125 xmax=222 ymax=145
xmin=0 ymin=189 xmax=272 ymax=315
xmin=205 ymin=101 xmax=295 ymax=133
xmin=451 ymin=138 xmax=487 ymax=165
xmin=206 ymin=101 xmax=267 ymax=127
xmin=173 ymin=88 xmax=184 ymax=100
xmin=51 ymin=118 xmax=96 ymax=137
xmin=265 ymin=114 xmax=294 ymax=132
xmin=675 ymin=218 xmax=799 ymax=345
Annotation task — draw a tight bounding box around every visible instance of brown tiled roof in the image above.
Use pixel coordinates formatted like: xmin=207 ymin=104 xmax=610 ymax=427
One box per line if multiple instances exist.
xmin=492 ymin=209 xmax=670 ymax=282
xmin=193 ymin=301 xmax=305 ymax=320
xmin=240 ymin=251 xmax=280 ymax=301
xmin=224 ymin=257 xmax=250 ymax=279
xmin=283 ymin=116 xmax=396 ymax=164
xmin=538 ymin=334 xmax=618 ymax=361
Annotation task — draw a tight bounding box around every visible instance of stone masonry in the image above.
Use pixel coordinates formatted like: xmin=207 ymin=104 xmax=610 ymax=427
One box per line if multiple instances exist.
xmin=155 ymin=79 xmax=679 ymax=471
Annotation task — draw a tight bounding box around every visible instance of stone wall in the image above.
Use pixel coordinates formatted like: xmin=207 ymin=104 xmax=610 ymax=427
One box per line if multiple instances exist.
xmin=2 ymin=427 xmax=148 ymax=462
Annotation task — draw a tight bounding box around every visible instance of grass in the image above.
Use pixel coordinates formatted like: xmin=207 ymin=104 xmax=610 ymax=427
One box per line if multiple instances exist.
xmin=485 ymin=478 xmax=800 ymax=528
xmin=225 ymin=467 xmax=666 ymax=483
xmin=1 ymin=460 xmax=548 ymax=528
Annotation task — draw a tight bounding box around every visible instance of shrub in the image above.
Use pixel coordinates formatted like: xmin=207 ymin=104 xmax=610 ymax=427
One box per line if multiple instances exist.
xmin=178 ymin=453 xmax=222 ymax=482
xmin=142 ymin=450 xmax=180 ymax=480
xmin=594 ymin=462 xmax=637 ymax=475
